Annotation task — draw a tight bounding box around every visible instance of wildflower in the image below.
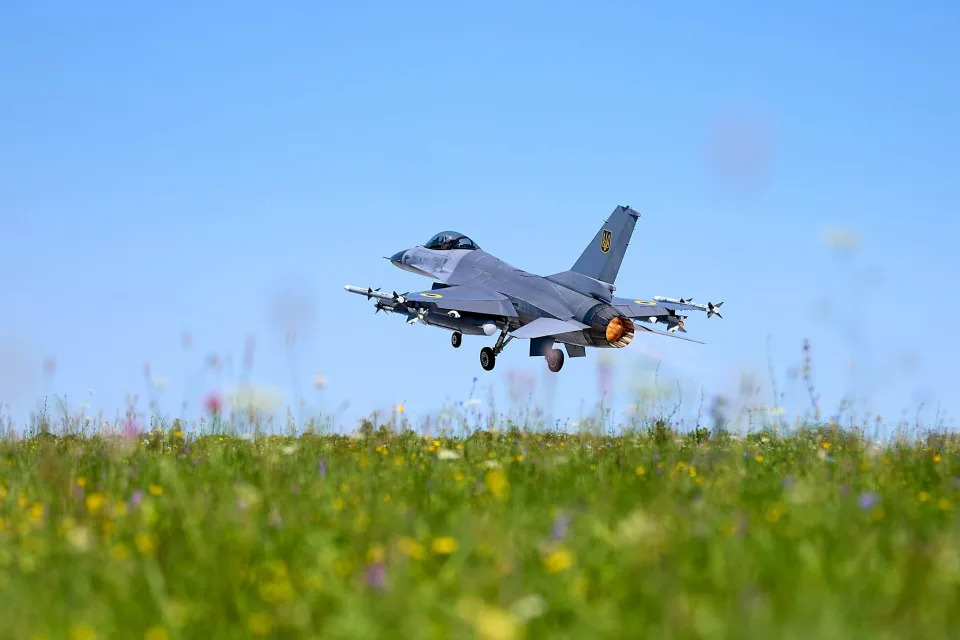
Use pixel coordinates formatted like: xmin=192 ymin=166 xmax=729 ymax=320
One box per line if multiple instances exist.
xmin=69 ymin=625 xmax=97 ymax=640
xmin=432 ymin=536 xmax=458 ymax=555
xmin=398 ymin=537 xmax=425 ymax=560
xmin=396 ymin=404 xmax=405 ymax=415
xmin=248 ymin=613 xmax=273 ymax=636
xmin=135 ymin=533 xmax=156 ymax=555
xmin=29 ymin=503 xmax=45 ymax=525
xmin=635 ymin=465 xmax=646 ymax=477
xmin=485 ymin=468 xmax=509 ymax=499
xmin=76 ymin=477 xmax=87 ymax=488
xmin=765 ymin=502 xmax=786 ymax=524
xmin=755 ymin=455 xmax=765 ymax=463
xmin=364 ymin=562 xmax=387 ymax=591
xmin=510 ymin=593 xmax=547 ymax=621
xmin=939 ymin=498 xmax=952 ymax=511
xmin=437 ymin=448 xmax=460 ymax=461
xmin=66 ymin=526 xmax=92 ymax=551
xmin=551 ymin=512 xmax=571 ymax=540
xmin=543 ymin=548 xmax=574 ymax=573
xmin=204 ymin=392 xmax=223 ymax=414
xmin=148 ymin=485 xmax=163 ymax=496
xmin=934 ymin=454 xmax=942 ymax=463
xmin=144 ymin=627 xmax=168 ymax=640
xmin=918 ymin=491 xmax=932 ymax=503
xmin=130 ymin=490 xmax=144 ymax=509
xmin=822 ymin=442 xmax=831 ymax=450
xmin=85 ymin=493 xmax=106 ymax=515
xmin=858 ymin=492 xmax=878 ymax=511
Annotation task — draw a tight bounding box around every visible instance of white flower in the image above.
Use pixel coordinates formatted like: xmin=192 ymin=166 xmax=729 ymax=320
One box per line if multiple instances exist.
xmin=510 ymin=594 xmax=547 ymax=621
xmin=436 ymin=448 xmax=461 ymax=461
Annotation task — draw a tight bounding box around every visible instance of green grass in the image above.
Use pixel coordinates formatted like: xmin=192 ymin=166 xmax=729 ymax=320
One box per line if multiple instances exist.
xmin=2 ymin=422 xmax=959 ymax=639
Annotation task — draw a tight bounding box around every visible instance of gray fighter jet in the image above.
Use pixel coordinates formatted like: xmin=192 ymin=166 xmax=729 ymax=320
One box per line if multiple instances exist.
xmin=345 ymin=205 xmax=723 ymax=372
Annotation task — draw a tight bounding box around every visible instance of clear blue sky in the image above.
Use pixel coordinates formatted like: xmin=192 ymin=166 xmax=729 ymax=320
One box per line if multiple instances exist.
xmin=2 ymin=2 xmax=958 ymax=434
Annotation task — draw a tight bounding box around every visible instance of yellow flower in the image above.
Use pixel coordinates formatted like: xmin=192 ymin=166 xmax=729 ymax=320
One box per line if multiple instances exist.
xmin=173 ymin=430 xmax=183 ymax=440
xmin=69 ymin=626 xmax=97 ymax=640
xmin=148 ymin=485 xmax=163 ymax=496
xmin=934 ymin=454 xmax=942 ymax=463
xmin=822 ymin=442 xmax=831 ymax=450
xmin=938 ymin=498 xmax=952 ymax=511
xmin=398 ymin=536 xmax=425 ymax=560
xmin=29 ymin=503 xmax=45 ymax=524
xmin=485 ymin=468 xmax=509 ymax=500
xmin=144 ymin=627 xmax=168 ymax=640
xmin=248 ymin=613 xmax=273 ymax=636
xmin=76 ymin=477 xmax=87 ymax=488
xmin=635 ymin=465 xmax=646 ymax=476
xmin=135 ymin=533 xmax=156 ymax=555
xmin=543 ymin=548 xmax=574 ymax=573
xmin=765 ymin=502 xmax=786 ymax=524
xmin=755 ymin=455 xmax=765 ymax=463
xmin=367 ymin=545 xmax=385 ymax=564
xmin=85 ymin=493 xmax=106 ymax=515
xmin=432 ymin=536 xmax=458 ymax=555
xmin=396 ymin=404 xmax=405 ymax=415
xmin=456 ymin=444 xmax=464 ymax=451
xmin=918 ymin=491 xmax=932 ymax=503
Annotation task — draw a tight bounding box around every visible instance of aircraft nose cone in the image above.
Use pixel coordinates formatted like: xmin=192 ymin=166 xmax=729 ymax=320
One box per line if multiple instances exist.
xmin=389 ymin=250 xmax=407 ymax=265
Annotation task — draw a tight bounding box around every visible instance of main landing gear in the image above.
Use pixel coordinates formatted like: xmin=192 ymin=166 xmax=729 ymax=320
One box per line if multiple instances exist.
xmin=546 ymin=348 xmax=565 ymax=373
xmin=451 ymin=331 xmax=462 ymax=348
xmin=480 ymin=327 xmax=513 ymax=371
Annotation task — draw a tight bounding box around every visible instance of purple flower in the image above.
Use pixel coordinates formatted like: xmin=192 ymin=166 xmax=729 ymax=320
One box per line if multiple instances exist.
xmin=130 ymin=489 xmax=144 ymax=509
xmin=858 ymin=491 xmax=878 ymax=511
xmin=364 ymin=562 xmax=386 ymax=590
xmin=551 ymin=513 xmax=572 ymax=540
xmin=317 ymin=459 xmax=327 ymax=478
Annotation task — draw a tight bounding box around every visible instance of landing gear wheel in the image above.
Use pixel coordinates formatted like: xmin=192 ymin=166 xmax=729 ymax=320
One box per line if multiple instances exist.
xmin=546 ymin=348 xmax=565 ymax=373
xmin=480 ymin=347 xmax=496 ymax=371
xmin=451 ymin=332 xmax=462 ymax=348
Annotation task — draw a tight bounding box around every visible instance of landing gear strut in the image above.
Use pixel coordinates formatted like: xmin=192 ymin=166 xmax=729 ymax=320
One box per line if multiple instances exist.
xmin=451 ymin=331 xmax=462 ymax=348
xmin=479 ymin=327 xmax=513 ymax=371
xmin=546 ymin=348 xmax=565 ymax=373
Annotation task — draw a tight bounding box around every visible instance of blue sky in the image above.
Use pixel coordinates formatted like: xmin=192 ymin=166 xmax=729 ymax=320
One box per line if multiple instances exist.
xmin=2 ymin=2 xmax=958 ymax=434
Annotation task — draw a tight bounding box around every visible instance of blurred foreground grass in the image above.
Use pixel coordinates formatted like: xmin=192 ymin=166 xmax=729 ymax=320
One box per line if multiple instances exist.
xmin=2 ymin=422 xmax=960 ymax=639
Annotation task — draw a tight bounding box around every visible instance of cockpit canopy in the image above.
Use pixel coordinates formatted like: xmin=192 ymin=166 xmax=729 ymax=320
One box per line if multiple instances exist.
xmin=423 ymin=231 xmax=480 ymax=251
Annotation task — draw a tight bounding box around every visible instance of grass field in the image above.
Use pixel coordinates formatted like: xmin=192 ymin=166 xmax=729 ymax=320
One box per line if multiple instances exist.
xmin=2 ymin=421 xmax=959 ymax=639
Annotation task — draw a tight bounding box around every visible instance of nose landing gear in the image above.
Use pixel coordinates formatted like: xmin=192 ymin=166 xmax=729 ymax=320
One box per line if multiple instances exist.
xmin=451 ymin=331 xmax=462 ymax=348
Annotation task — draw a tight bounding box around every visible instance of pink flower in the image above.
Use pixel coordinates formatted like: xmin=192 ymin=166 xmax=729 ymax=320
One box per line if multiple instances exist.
xmin=204 ymin=392 xmax=224 ymax=414
xmin=123 ymin=418 xmax=141 ymax=438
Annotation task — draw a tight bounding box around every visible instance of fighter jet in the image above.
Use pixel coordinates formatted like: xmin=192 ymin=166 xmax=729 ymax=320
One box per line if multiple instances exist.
xmin=345 ymin=205 xmax=724 ymax=372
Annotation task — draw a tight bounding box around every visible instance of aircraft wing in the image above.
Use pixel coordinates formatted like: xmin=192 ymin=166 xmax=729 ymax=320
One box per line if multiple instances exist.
xmin=345 ymin=284 xmax=518 ymax=318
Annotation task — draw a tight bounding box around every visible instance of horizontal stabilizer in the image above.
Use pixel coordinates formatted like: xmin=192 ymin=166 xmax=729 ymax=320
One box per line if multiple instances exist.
xmin=636 ymin=324 xmax=705 ymax=344
xmin=510 ymin=317 xmax=588 ymax=339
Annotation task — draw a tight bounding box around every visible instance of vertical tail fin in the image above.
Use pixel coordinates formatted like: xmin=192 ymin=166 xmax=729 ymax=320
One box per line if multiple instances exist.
xmin=570 ymin=205 xmax=640 ymax=285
